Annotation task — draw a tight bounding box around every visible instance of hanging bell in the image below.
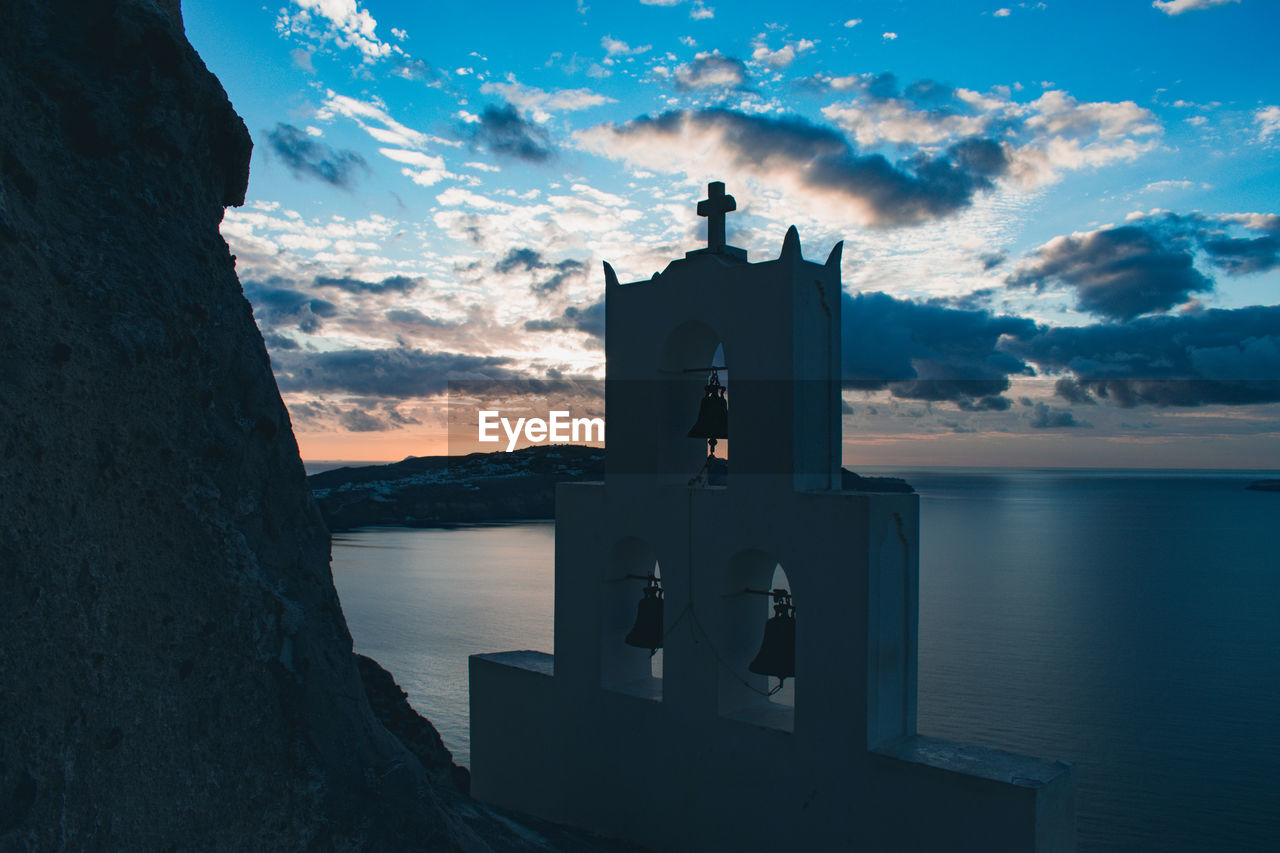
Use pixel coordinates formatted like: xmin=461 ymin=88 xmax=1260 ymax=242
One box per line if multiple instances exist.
xmin=687 ymin=370 xmax=728 ymax=441
xmin=624 ymin=576 xmax=664 ymax=654
xmin=748 ymin=590 xmax=795 ymax=682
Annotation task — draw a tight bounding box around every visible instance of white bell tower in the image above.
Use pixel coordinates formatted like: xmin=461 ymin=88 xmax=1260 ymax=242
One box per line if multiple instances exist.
xmin=470 ymin=183 xmax=1075 ymax=852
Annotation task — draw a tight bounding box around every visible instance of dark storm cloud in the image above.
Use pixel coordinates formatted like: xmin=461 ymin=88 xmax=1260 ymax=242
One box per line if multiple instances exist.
xmin=338 ymin=408 xmax=389 ymax=432
xmin=1029 ymin=402 xmax=1090 ymax=429
xmin=1158 ymin=212 xmax=1280 ymax=275
xmin=1054 ymin=377 xmax=1097 ymax=405
xmin=494 ymin=248 xmax=587 ymax=295
xmin=842 ymin=291 xmax=1036 ymax=407
xmin=384 ymin=308 xmax=461 ymax=330
xmin=1005 ymin=305 xmax=1280 ymax=407
xmin=674 ymin=54 xmax=749 ymax=91
xmin=272 ymin=347 xmax=516 ymax=398
xmin=262 ymin=332 xmax=299 ymax=351
xmin=524 ymin=301 xmax=605 ymax=338
xmin=1007 ymin=225 xmax=1211 ymax=321
xmin=1200 ymin=233 xmax=1280 ymax=274
xmin=243 ymin=278 xmax=339 ymax=334
xmin=313 ymin=274 xmax=423 ymax=294
xmin=610 ymin=109 xmax=1009 ymax=226
xmin=465 ymin=103 xmax=553 ymax=162
xmin=842 ymin=292 xmax=1280 ymax=410
xmin=329 ymin=399 xmax=422 ymax=432
xmin=266 ymin=123 xmax=367 ymax=188
xmin=1009 ymin=213 xmax=1280 ymax=321
xmin=494 ymin=248 xmax=544 ymax=273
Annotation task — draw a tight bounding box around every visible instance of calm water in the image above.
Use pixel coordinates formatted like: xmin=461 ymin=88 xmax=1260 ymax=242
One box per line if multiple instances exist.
xmin=330 ymin=469 xmax=1280 ymax=852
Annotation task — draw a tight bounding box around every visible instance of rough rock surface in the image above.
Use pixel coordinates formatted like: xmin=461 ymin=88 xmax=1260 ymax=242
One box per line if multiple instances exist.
xmin=0 ymin=2 xmax=620 ymax=849
xmin=356 ymin=655 xmax=470 ymax=794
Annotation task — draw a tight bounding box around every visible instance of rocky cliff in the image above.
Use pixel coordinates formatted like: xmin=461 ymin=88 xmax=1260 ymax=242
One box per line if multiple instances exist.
xmin=0 ymin=2 xmax=616 ymax=849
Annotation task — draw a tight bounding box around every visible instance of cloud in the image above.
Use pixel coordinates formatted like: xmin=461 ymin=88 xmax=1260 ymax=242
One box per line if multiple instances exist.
xmin=1009 ymin=212 xmax=1280 ymax=318
xmin=1005 ymin=305 xmax=1280 ymax=407
xmin=266 ymin=123 xmax=367 ymax=188
xmin=1008 ymin=224 xmax=1212 ymax=320
xmin=481 ymin=76 xmax=615 ymax=119
xmin=290 ymin=47 xmax=315 ymax=73
xmin=842 ymin=291 xmax=1036 ymax=408
xmin=841 ymin=288 xmax=1280 ymax=411
xmin=1029 ymin=402 xmax=1089 ymax=428
xmin=674 ymin=53 xmax=749 ymax=90
xmin=602 ymin=35 xmax=652 ymax=56
xmin=994 ymin=8 xmax=1012 ymax=16
xmin=1054 ymin=377 xmax=1097 ymax=405
xmin=377 ymin=148 xmax=453 ymax=185
xmin=387 ymin=54 xmax=441 ymax=83
xmin=243 ymin=279 xmax=340 ymax=334
xmin=1255 ymin=106 xmax=1280 ymax=141
xmin=316 ymin=91 xmax=459 ymax=185
xmin=1143 ymin=179 xmax=1197 ymax=192
xmin=339 ymin=407 xmax=391 ymax=432
xmin=576 ymin=108 xmax=1009 ymax=226
xmin=524 ymin=300 xmax=606 ymax=339
xmin=750 ymin=36 xmax=815 ymax=70
xmin=493 ymin=248 xmax=587 ymax=295
xmin=464 ymin=103 xmax=554 ymax=162
xmin=1152 ymin=0 xmax=1239 ymax=15
xmin=313 ymin=274 xmax=423 ymax=294
xmin=844 ymin=18 xmax=862 ymax=27
xmin=690 ymin=1 xmax=714 ymax=19
xmin=882 ymin=32 xmax=898 ymax=40
xmin=276 ymin=0 xmax=392 ymax=62
xmin=384 ymin=308 xmax=464 ymax=331
xmin=318 ymin=91 xmax=451 ymax=151
xmin=820 ymin=82 xmax=1161 ymax=189
xmin=273 ymin=347 xmax=516 ymax=398
xmin=263 ymin=332 xmax=300 ymax=351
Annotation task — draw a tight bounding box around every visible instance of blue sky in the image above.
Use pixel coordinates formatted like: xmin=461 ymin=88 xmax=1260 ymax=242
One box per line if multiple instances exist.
xmin=184 ymin=0 xmax=1280 ymax=467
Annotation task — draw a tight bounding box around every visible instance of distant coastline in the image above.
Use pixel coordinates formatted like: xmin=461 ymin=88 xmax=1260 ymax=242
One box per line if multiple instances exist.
xmin=307 ymin=445 xmax=913 ymax=531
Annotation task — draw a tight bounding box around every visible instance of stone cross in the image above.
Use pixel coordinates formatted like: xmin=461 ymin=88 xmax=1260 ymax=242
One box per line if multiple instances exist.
xmin=697 ymin=181 xmax=737 ymax=252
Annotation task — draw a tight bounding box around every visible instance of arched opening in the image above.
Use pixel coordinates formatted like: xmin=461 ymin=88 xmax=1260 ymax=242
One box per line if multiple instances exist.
xmin=717 ymin=549 xmax=795 ymax=731
xmin=765 ymin=564 xmax=794 ymax=709
xmin=658 ymin=321 xmax=728 ymax=480
xmin=601 ymin=536 xmax=664 ymax=701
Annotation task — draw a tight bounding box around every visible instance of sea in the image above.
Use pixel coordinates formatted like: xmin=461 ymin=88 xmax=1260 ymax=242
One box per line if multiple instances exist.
xmin=322 ymin=467 xmax=1280 ymax=853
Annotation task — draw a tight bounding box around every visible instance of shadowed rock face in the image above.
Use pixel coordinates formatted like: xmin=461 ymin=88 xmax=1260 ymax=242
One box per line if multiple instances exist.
xmin=0 ymin=1 xmax=496 ymax=848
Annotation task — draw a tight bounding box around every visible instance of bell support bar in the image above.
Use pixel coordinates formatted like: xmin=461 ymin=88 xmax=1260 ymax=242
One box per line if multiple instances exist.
xmin=744 ymin=587 xmax=791 ymax=598
xmin=655 ymin=365 xmax=728 ymax=375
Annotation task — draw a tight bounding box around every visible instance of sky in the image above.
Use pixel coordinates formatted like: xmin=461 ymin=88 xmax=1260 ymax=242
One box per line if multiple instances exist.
xmin=183 ymin=0 xmax=1280 ymax=468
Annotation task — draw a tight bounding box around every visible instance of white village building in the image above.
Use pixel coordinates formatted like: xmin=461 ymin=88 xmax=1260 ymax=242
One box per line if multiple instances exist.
xmin=470 ymin=183 xmax=1075 ymax=852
